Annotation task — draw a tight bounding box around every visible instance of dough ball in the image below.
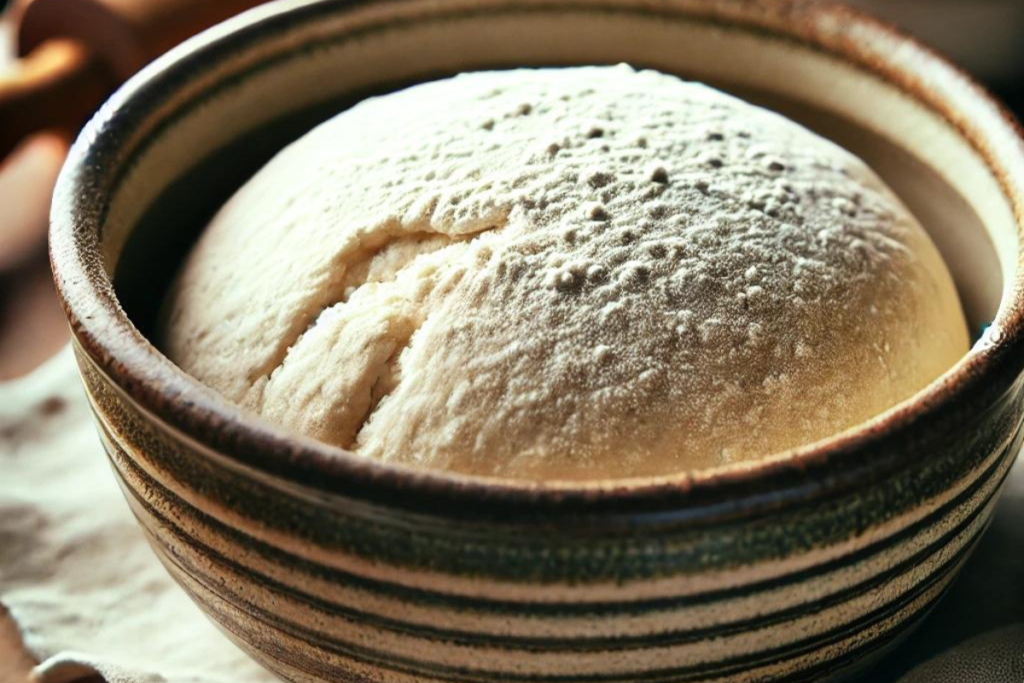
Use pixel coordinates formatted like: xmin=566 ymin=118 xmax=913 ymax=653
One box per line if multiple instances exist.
xmin=160 ymin=66 xmax=969 ymax=481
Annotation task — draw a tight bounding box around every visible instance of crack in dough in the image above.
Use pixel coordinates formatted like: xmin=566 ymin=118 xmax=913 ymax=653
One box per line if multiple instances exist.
xmin=261 ymin=224 xmax=502 ymax=449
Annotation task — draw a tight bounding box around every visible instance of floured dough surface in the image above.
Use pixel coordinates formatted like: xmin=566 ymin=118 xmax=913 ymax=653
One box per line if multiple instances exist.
xmin=160 ymin=65 xmax=969 ymax=481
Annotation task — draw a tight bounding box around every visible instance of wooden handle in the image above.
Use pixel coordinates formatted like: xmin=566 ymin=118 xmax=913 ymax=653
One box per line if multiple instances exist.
xmin=0 ymin=0 xmax=270 ymax=155
xmin=13 ymin=0 xmax=273 ymax=78
xmin=0 ymin=39 xmax=113 ymax=160
xmin=0 ymin=0 xmax=271 ymax=378
xmin=2 ymin=0 xmax=275 ymax=175
xmin=0 ymin=131 xmax=69 ymax=273
xmin=0 ymin=136 xmax=73 ymax=379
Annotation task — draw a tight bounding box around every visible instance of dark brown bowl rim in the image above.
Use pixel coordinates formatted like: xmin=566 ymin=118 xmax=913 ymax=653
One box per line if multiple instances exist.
xmin=50 ymin=0 xmax=1024 ymax=519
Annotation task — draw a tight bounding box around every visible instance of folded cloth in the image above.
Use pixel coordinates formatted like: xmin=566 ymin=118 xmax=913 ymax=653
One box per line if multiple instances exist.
xmin=0 ymin=348 xmax=1021 ymax=683
xmin=0 ymin=348 xmax=274 ymax=683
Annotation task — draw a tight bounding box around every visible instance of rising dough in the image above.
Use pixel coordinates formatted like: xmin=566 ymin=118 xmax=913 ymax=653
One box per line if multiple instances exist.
xmin=160 ymin=65 xmax=969 ymax=481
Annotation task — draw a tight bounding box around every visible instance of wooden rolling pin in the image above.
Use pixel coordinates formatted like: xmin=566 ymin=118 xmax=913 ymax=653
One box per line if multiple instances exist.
xmin=1 ymin=0 xmax=269 ymax=160
xmin=0 ymin=0 xmax=270 ymax=258
xmin=0 ymin=0 xmax=268 ymax=378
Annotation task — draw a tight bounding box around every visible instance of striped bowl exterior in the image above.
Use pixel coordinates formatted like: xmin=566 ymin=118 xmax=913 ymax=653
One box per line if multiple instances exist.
xmin=51 ymin=0 xmax=1024 ymax=681
xmin=74 ymin=336 xmax=1024 ymax=682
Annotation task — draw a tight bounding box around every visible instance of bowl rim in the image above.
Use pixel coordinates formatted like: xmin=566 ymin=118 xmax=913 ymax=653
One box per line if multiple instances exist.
xmin=50 ymin=0 xmax=1024 ymax=518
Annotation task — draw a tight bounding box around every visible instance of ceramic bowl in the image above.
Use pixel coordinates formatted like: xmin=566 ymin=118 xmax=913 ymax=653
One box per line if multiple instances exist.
xmin=50 ymin=0 xmax=1024 ymax=681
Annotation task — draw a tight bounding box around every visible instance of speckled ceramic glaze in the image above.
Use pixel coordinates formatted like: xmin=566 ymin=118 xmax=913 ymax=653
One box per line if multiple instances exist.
xmin=50 ymin=0 xmax=1024 ymax=681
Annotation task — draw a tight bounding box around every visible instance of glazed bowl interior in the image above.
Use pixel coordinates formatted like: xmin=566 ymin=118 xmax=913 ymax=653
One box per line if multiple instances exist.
xmin=85 ymin=0 xmax=1019 ymax=488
